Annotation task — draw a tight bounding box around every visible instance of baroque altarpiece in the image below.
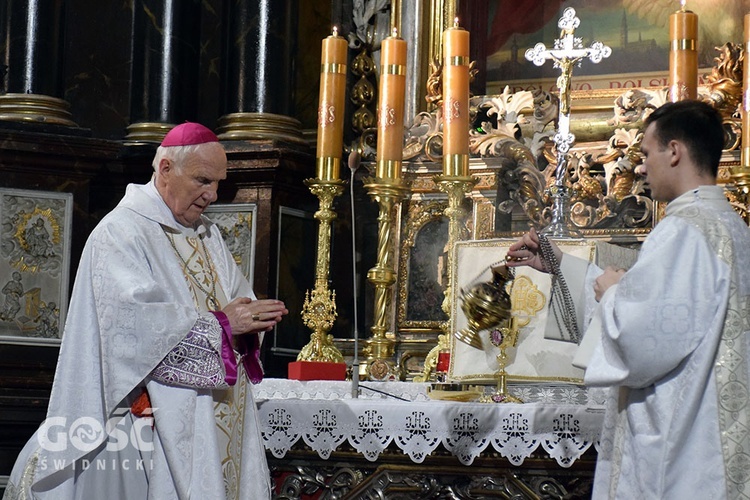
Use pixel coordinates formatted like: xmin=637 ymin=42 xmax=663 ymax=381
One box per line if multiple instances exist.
xmin=331 ymin=1 xmax=750 ymax=384
xmin=258 ymin=2 xmax=750 ymax=497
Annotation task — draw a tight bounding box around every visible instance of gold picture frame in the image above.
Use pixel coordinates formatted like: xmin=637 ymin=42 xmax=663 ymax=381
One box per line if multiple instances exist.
xmin=0 ymin=188 xmax=73 ymax=346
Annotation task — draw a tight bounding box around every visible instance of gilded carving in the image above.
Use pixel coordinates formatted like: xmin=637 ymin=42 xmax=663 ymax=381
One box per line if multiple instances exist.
xmin=473 ymin=200 xmax=495 ymax=241
xmin=703 ymin=42 xmax=743 ymax=120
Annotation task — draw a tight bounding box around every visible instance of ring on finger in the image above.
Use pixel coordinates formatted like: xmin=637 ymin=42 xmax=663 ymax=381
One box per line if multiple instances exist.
xmin=252 ymin=313 xmax=261 ymax=321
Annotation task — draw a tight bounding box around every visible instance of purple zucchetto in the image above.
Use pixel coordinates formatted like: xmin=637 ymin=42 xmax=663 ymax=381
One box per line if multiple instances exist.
xmin=160 ymin=122 xmax=219 ymax=147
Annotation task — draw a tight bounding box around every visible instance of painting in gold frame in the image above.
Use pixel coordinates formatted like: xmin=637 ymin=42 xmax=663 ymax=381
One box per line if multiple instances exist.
xmin=482 ymin=0 xmax=746 ymax=96
xmin=0 ymin=188 xmax=73 ymax=346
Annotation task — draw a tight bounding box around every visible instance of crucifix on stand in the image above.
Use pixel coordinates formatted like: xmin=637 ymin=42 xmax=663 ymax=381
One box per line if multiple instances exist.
xmin=525 ymin=7 xmax=611 ymax=238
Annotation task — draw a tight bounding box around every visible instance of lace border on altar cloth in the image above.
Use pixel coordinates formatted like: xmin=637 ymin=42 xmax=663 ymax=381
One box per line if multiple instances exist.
xmin=257 ymin=398 xmax=604 ymax=467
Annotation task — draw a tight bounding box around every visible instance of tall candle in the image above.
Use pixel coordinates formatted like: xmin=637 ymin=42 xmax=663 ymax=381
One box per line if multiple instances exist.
xmin=668 ymin=2 xmax=698 ymax=102
xmin=376 ymin=29 xmax=407 ymax=179
xmin=743 ymin=14 xmax=750 ymax=167
xmin=316 ymin=27 xmax=348 ymax=180
xmin=442 ymin=19 xmax=470 ymax=177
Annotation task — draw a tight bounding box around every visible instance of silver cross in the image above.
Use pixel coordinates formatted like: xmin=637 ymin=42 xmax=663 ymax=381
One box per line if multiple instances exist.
xmin=525 ymin=7 xmax=611 ymax=157
xmin=524 ymin=7 xmax=611 ymax=238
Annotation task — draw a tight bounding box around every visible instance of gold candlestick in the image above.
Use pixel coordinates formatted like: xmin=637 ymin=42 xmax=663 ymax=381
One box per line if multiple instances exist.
xmin=298 ymin=179 xmax=346 ymax=363
xmin=418 ymin=16 xmax=474 ymax=382
xmin=363 ymin=177 xmax=410 ymax=380
xmin=298 ymin=26 xmax=349 ymax=364
xmin=436 ymin=15 xmax=474 ymax=317
xmin=415 ymin=174 xmax=475 ymax=383
xmin=435 ymin=174 xmax=477 ymax=317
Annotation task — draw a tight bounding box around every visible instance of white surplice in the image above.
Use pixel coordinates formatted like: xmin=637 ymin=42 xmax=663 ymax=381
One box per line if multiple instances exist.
xmin=3 ymin=180 xmax=271 ymax=500
xmin=580 ymin=186 xmax=750 ymax=499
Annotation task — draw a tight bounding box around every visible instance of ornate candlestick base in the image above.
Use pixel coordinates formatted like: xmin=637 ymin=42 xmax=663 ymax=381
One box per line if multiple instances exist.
xmin=298 ymin=287 xmax=344 ymax=363
xmin=297 ymin=178 xmax=346 ymax=365
xmin=541 ymin=184 xmax=582 ymax=239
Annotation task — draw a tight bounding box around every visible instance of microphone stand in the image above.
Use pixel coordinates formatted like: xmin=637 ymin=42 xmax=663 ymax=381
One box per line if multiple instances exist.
xmin=348 ymin=151 xmax=361 ymax=398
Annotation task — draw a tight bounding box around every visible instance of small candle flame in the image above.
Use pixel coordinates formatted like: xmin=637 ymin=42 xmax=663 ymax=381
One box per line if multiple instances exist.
xmin=453 ymin=17 xmax=459 ymax=28
xmin=392 ymin=27 xmax=398 ymax=38
xmin=680 ymin=0 xmax=686 ymax=11
xmin=332 ymin=26 xmax=339 ymax=37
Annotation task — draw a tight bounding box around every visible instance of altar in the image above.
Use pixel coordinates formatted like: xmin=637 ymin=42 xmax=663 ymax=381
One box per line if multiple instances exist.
xmin=257 ymin=3 xmax=749 ymax=498
xmin=253 ymin=379 xmax=605 ymax=499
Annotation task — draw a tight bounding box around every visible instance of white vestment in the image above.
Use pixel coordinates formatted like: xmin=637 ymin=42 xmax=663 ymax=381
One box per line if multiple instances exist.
xmin=578 ymin=186 xmax=750 ymax=499
xmin=3 ymin=181 xmax=271 ymax=500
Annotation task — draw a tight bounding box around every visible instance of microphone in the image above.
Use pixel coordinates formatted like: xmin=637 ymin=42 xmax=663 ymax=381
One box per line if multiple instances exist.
xmin=348 ymin=150 xmax=362 ymax=399
xmin=344 ymin=151 xmax=404 ymax=402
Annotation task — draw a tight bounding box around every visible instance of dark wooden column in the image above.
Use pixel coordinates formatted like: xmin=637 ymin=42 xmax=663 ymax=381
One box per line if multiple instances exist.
xmin=125 ymin=0 xmax=202 ymax=143
xmin=0 ymin=0 xmax=75 ymax=126
xmin=216 ymin=0 xmax=303 ymax=144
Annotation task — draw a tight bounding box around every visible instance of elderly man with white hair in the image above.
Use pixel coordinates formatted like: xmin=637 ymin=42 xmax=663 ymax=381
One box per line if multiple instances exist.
xmin=4 ymin=122 xmax=287 ymax=500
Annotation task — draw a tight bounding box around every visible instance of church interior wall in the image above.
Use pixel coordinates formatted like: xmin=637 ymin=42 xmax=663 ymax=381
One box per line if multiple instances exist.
xmin=2 ymin=0 xmax=749 ymax=495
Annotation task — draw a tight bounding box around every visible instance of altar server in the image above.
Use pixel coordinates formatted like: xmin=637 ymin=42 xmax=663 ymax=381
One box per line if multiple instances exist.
xmin=506 ymin=100 xmax=750 ymax=500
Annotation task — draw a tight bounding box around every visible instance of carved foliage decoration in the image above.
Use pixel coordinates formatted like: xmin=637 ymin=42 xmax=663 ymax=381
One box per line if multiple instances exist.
xmin=396 ymin=37 xmax=750 ymax=236
xmin=569 ymin=129 xmax=653 ymax=229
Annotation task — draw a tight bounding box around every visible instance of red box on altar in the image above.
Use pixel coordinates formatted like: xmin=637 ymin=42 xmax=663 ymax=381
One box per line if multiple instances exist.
xmin=288 ymin=361 xmax=347 ymax=381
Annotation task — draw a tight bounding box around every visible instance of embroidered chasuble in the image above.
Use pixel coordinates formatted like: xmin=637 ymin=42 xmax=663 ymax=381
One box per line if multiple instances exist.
xmin=164 ymin=227 xmax=250 ymax=498
xmin=3 ymin=180 xmax=271 ymax=500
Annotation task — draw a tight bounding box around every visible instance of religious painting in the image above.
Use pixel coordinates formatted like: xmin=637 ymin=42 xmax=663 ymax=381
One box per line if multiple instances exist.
xmin=397 ymin=201 xmax=450 ymax=332
xmin=0 ymin=188 xmax=73 ymax=345
xmin=485 ymin=0 xmax=747 ymax=95
xmin=204 ymin=203 xmax=257 ymax=285
xmin=273 ymin=207 xmax=318 ymax=356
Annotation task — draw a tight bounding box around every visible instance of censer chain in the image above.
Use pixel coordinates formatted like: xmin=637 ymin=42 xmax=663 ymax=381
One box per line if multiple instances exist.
xmin=538 ymin=233 xmax=581 ymax=344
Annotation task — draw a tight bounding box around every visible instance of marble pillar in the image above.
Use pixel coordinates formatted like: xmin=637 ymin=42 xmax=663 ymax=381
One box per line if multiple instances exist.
xmin=125 ymin=0 xmax=202 ymax=143
xmin=0 ymin=0 xmax=76 ymax=126
xmin=216 ymin=0 xmax=303 ymax=143
xmin=402 ymin=2 xmax=429 ymax=123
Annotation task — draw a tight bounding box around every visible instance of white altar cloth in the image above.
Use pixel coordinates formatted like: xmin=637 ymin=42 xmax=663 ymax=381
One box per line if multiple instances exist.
xmin=253 ymin=378 xmax=434 ymax=401
xmin=252 ymin=378 xmax=604 ymax=405
xmin=253 ymin=380 xmax=604 ymax=467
